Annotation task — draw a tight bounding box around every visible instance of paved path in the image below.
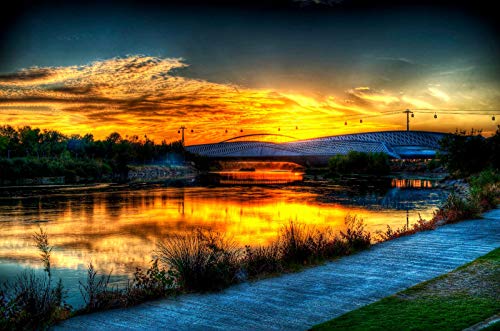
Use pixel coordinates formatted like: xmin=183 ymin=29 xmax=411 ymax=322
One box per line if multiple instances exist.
xmin=55 ymin=209 xmax=500 ymax=331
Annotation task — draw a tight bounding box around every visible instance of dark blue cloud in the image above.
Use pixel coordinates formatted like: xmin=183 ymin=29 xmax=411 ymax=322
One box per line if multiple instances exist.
xmin=0 ymin=0 xmax=498 ymax=95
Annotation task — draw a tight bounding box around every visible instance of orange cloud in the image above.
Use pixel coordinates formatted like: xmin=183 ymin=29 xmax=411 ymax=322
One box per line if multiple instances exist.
xmin=0 ymin=56 xmax=498 ymax=143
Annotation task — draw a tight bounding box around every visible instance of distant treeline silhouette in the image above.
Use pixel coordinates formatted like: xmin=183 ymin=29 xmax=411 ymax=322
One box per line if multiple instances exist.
xmin=0 ymin=125 xmax=190 ymax=182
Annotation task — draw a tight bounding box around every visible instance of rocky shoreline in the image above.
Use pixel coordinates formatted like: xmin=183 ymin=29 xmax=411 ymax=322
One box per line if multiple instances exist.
xmin=0 ymin=165 xmax=198 ymax=198
xmin=434 ymin=177 xmax=470 ymax=198
xmin=127 ymin=164 xmax=197 ymax=182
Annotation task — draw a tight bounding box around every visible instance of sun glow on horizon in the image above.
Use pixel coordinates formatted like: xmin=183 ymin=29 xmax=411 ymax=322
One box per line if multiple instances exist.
xmin=0 ymin=55 xmax=499 ymax=144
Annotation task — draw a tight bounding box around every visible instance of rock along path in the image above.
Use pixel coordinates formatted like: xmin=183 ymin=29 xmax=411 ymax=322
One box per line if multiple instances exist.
xmin=54 ymin=209 xmax=500 ymax=331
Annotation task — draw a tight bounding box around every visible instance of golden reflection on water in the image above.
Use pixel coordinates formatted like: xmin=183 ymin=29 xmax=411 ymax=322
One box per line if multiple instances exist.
xmin=391 ymin=178 xmax=433 ymax=188
xmin=216 ymin=171 xmax=304 ymax=185
xmin=0 ymin=185 xmax=439 ymax=275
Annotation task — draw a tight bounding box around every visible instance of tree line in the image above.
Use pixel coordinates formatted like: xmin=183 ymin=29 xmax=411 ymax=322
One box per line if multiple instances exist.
xmin=0 ymin=126 xmax=187 ymax=182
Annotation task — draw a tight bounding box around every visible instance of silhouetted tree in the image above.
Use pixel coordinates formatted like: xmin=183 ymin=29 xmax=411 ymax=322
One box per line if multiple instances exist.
xmin=439 ymin=130 xmax=493 ymax=176
xmin=0 ymin=126 xmax=188 ymax=182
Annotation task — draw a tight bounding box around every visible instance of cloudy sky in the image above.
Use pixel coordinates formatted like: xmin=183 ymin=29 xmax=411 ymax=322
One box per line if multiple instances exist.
xmin=0 ymin=0 xmax=499 ymax=144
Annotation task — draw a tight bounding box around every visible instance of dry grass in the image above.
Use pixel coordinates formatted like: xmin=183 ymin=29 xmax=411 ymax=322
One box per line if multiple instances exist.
xmin=0 ymin=228 xmax=70 ymax=330
xmin=157 ymin=215 xmax=372 ymax=290
xmin=157 ymin=230 xmax=242 ymax=292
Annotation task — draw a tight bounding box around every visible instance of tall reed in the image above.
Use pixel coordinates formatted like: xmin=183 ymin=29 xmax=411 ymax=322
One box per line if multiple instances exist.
xmin=0 ymin=228 xmax=70 ymax=330
xmin=157 ymin=230 xmax=241 ymax=292
xmin=157 ymin=215 xmax=372 ymax=290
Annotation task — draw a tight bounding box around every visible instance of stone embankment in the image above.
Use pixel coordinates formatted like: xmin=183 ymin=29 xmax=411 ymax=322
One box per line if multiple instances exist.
xmin=127 ymin=165 xmax=197 ymax=182
xmin=434 ymin=178 xmax=470 ymax=197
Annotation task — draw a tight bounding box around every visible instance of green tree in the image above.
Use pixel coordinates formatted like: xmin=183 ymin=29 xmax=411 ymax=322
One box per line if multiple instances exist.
xmin=19 ymin=126 xmax=41 ymax=157
xmin=439 ymin=130 xmax=490 ymax=176
xmin=0 ymin=136 xmax=8 ymax=156
xmin=329 ymin=151 xmax=390 ymax=175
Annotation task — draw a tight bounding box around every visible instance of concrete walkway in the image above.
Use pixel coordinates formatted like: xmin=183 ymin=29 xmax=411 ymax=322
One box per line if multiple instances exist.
xmin=55 ymin=209 xmax=500 ymax=331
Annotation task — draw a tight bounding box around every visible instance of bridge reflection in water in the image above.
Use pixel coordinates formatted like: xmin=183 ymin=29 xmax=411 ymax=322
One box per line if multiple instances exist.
xmin=212 ymin=171 xmax=303 ymax=185
xmin=391 ymin=178 xmax=434 ymax=188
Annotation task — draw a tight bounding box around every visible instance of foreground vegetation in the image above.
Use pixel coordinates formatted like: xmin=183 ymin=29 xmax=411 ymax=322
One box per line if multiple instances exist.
xmin=0 ymin=229 xmax=70 ymax=330
xmin=158 ymin=215 xmax=370 ymax=292
xmin=313 ymin=248 xmax=500 ymax=331
xmin=0 ymin=216 xmax=371 ymax=329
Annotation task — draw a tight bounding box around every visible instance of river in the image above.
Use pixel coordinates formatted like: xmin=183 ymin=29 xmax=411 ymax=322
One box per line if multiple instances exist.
xmin=0 ymin=171 xmax=448 ymax=308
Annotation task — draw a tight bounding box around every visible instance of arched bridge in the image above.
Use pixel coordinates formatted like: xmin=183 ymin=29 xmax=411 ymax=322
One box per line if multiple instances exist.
xmin=186 ymin=130 xmax=446 ymax=165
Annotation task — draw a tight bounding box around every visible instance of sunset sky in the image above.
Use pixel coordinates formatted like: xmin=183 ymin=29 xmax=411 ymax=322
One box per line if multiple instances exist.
xmin=0 ymin=0 xmax=499 ymax=144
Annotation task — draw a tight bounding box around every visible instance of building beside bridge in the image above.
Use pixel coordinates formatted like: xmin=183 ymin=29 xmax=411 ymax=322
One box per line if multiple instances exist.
xmin=186 ymin=130 xmax=446 ymax=165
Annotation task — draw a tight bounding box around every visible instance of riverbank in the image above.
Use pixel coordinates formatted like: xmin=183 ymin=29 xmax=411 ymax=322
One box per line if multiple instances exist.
xmin=313 ymin=247 xmax=500 ymax=331
xmin=53 ymin=208 xmax=500 ymax=330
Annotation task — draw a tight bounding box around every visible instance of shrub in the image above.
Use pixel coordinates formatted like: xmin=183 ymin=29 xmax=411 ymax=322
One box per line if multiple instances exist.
xmin=157 ymin=230 xmax=241 ymax=292
xmin=439 ymin=131 xmax=490 ymax=176
xmin=1 ymin=272 xmax=67 ymax=329
xmin=469 ymin=169 xmax=500 ymax=211
xmin=377 ymin=214 xmax=437 ymax=242
xmin=243 ymin=244 xmax=283 ymax=278
xmin=412 ymin=214 xmax=438 ymax=231
xmin=126 ymin=259 xmax=177 ymax=305
xmin=377 ymin=224 xmax=412 ymax=241
xmin=78 ymin=263 xmax=121 ymax=312
xmin=279 ymin=222 xmax=322 ymax=265
xmin=278 ymin=223 xmax=354 ymax=264
xmin=78 ymin=259 xmax=178 ymax=314
xmin=340 ymin=214 xmax=371 ymax=251
xmin=276 ymin=218 xmax=369 ymax=267
xmin=433 ymin=193 xmax=480 ymax=224
xmin=156 ymin=217 xmax=373 ymax=292
xmin=0 ymin=228 xmax=70 ymax=330
xmin=322 ymin=236 xmax=351 ymax=258
xmin=328 ymin=151 xmax=390 ymax=176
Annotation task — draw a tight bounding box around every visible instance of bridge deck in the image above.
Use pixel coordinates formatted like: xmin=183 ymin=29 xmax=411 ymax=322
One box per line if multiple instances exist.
xmin=186 ymin=130 xmax=446 ymax=160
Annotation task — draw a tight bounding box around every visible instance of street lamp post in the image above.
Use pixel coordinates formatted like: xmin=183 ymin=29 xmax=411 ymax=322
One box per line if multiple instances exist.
xmin=403 ymin=109 xmax=413 ymax=131
xmin=178 ymin=126 xmax=186 ymax=146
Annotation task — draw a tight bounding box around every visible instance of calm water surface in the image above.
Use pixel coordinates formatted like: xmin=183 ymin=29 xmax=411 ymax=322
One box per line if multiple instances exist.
xmin=0 ymin=172 xmax=447 ymax=307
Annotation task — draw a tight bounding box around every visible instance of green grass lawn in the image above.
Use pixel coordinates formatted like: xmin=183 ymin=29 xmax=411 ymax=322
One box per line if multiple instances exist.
xmin=313 ymin=248 xmax=500 ymax=331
